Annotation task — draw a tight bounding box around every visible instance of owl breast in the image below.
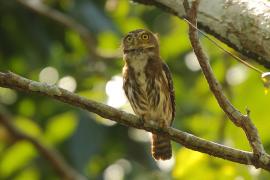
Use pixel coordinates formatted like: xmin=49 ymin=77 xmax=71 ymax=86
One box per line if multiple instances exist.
xmin=123 ymin=52 xmax=172 ymax=127
xmin=124 ymin=52 xmax=148 ymax=85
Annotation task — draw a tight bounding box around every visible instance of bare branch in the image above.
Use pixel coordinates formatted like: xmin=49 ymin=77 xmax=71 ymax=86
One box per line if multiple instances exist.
xmin=0 ymin=111 xmax=86 ymax=180
xmin=17 ymin=0 xmax=120 ymax=60
xmin=0 ymin=71 xmax=270 ymax=170
xmin=217 ymin=58 xmax=232 ymax=143
xmin=185 ymin=0 xmax=269 ymax=168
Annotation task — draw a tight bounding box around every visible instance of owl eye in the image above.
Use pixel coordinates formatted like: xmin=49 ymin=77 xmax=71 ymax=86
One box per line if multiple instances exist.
xmin=126 ymin=36 xmax=132 ymax=43
xmin=141 ymin=33 xmax=149 ymax=40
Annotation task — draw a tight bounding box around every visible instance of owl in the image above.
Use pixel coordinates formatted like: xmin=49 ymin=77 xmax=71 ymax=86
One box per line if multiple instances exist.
xmin=122 ymin=29 xmax=175 ymax=160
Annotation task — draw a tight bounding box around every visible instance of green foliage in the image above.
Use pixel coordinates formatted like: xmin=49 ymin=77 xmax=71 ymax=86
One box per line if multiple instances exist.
xmin=0 ymin=0 xmax=269 ymax=179
xmin=44 ymin=112 xmax=78 ymax=144
xmin=0 ymin=141 xmax=37 ymax=178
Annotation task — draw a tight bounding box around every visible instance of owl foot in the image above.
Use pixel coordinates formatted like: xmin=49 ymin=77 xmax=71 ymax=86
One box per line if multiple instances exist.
xmin=156 ymin=121 xmax=169 ymax=134
xmin=141 ymin=119 xmax=168 ymax=134
xmin=140 ymin=118 xmax=160 ymax=130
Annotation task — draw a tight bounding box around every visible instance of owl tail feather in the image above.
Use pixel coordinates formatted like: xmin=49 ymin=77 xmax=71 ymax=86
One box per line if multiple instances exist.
xmin=152 ymin=134 xmax=172 ymax=160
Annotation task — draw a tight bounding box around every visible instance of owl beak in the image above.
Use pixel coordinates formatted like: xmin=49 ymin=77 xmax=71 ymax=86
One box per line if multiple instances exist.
xmin=133 ymin=38 xmax=138 ymax=46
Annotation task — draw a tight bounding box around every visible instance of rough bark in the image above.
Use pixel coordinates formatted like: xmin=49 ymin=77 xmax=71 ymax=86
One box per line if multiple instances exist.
xmin=133 ymin=0 xmax=270 ymax=68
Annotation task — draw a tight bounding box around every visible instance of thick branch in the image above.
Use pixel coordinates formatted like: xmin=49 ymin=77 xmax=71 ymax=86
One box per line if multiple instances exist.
xmin=0 ymin=112 xmax=86 ymax=180
xmin=133 ymin=0 xmax=270 ymax=68
xmin=186 ymin=0 xmax=269 ymax=167
xmin=0 ymin=72 xmax=270 ymax=171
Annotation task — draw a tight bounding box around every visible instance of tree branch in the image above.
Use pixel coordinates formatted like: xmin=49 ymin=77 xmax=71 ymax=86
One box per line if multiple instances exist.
xmin=0 ymin=71 xmax=270 ymax=171
xmin=17 ymin=0 xmax=120 ymax=60
xmin=132 ymin=0 xmax=270 ymax=68
xmin=185 ymin=0 xmax=269 ymax=167
xmin=0 ymin=112 xmax=86 ymax=180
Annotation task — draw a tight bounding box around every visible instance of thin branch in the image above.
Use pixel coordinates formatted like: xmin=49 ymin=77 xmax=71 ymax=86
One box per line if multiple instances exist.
xmin=0 ymin=72 xmax=270 ymax=170
xmin=17 ymin=0 xmax=120 ymax=60
xmin=0 ymin=112 xmax=86 ymax=180
xmin=185 ymin=0 xmax=269 ymax=166
xmin=217 ymin=58 xmax=233 ymax=143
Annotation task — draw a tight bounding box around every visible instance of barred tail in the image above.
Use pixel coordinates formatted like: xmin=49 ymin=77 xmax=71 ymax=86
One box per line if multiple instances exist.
xmin=152 ymin=134 xmax=172 ymax=160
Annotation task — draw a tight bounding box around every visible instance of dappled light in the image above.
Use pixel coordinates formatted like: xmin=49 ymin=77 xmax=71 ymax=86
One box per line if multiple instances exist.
xmin=128 ymin=128 xmax=151 ymax=142
xmin=156 ymin=155 xmax=175 ymax=172
xmin=1 ymin=0 xmax=270 ymax=179
xmin=103 ymin=163 xmax=125 ymax=180
xmin=184 ymin=51 xmax=200 ymax=71
xmin=103 ymin=159 xmax=132 ymax=180
xmin=39 ymin=66 xmax=59 ymax=85
xmin=226 ymin=65 xmax=248 ymax=86
xmin=106 ymin=75 xmax=127 ymax=108
xmin=58 ymin=76 xmax=77 ymax=92
xmin=0 ymin=88 xmax=17 ymax=105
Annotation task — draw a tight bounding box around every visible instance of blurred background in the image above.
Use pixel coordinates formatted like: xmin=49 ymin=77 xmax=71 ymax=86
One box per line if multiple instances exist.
xmin=0 ymin=0 xmax=270 ymax=179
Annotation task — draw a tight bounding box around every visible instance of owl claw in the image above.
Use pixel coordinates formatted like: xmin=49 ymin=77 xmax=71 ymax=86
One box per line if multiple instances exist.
xmin=146 ymin=119 xmax=161 ymax=130
xmin=139 ymin=117 xmax=156 ymax=129
xmin=138 ymin=117 xmax=145 ymax=126
xmin=140 ymin=116 xmax=168 ymax=132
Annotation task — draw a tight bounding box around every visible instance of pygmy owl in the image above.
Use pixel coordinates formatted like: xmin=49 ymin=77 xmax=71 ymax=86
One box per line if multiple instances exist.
xmin=122 ymin=29 xmax=175 ymax=160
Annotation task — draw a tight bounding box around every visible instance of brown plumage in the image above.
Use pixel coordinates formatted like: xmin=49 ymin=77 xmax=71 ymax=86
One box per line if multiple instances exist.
xmin=122 ymin=29 xmax=175 ymax=160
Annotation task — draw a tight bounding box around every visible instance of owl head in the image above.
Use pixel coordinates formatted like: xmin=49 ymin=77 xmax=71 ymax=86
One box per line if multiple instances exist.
xmin=122 ymin=29 xmax=159 ymax=53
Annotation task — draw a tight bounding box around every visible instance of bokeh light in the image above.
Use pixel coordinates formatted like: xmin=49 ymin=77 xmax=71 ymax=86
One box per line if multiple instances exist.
xmin=39 ymin=66 xmax=59 ymax=85
xmin=226 ymin=65 xmax=248 ymax=85
xmin=1 ymin=0 xmax=269 ymax=179
xmin=128 ymin=128 xmax=151 ymax=142
xmin=103 ymin=163 xmax=124 ymax=180
xmin=105 ymin=75 xmax=127 ymax=108
xmin=0 ymin=88 xmax=17 ymax=105
xmin=248 ymin=166 xmax=261 ymax=176
xmin=184 ymin=52 xmax=201 ymax=71
xmin=156 ymin=155 xmax=175 ymax=172
xmin=58 ymin=76 xmax=77 ymax=92
xmin=103 ymin=159 xmax=132 ymax=180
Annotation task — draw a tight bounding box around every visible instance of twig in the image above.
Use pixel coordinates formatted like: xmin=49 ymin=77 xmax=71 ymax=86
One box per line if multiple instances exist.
xmin=0 ymin=112 xmax=86 ymax=180
xmin=0 ymin=71 xmax=270 ymax=170
xmin=17 ymin=0 xmax=120 ymax=60
xmin=184 ymin=0 xmax=268 ymax=166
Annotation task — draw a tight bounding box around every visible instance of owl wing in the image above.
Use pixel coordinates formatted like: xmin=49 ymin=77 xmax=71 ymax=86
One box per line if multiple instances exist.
xmin=162 ymin=62 xmax=175 ymax=122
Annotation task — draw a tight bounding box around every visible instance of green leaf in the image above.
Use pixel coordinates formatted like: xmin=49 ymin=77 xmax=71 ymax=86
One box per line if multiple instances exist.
xmin=0 ymin=141 xmax=37 ymax=178
xmin=14 ymin=116 xmax=42 ymax=137
xmin=44 ymin=112 xmax=78 ymax=144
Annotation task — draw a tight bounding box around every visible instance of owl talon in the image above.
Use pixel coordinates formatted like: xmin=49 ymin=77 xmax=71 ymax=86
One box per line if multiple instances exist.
xmin=138 ymin=117 xmax=145 ymax=126
xmin=147 ymin=120 xmax=160 ymax=129
xmin=139 ymin=118 xmax=157 ymax=129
